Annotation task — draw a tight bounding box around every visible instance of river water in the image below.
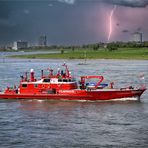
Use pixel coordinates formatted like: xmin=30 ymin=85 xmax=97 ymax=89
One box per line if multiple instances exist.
xmin=0 ymin=54 xmax=148 ymax=147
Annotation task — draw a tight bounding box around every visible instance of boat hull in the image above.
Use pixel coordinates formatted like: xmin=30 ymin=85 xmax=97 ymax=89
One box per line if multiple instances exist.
xmin=0 ymin=88 xmax=146 ymax=101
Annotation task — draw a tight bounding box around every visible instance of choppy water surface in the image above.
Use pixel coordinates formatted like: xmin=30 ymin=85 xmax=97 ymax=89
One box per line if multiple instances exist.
xmin=0 ymin=55 xmax=148 ymax=147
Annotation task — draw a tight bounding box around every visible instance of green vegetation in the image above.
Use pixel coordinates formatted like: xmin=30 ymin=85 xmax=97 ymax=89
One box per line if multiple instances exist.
xmin=10 ymin=47 xmax=148 ymax=60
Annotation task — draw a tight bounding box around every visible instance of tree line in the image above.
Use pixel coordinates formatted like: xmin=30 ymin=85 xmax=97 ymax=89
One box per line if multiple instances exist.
xmin=1 ymin=41 xmax=148 ymax=52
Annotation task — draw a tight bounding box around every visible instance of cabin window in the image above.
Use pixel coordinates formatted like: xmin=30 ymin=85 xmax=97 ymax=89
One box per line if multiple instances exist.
xmin=58 ymin=79 xmax=62 ymax=82
xmin=22 ymin=84 xmax=27 ymax=88
xmin=43 ymin=79 xmax=50 ymax=82
xmin=34 ymin=84 xmax=38 ymax=88
xmin=63 ymin=79 xmax=68 ymax=82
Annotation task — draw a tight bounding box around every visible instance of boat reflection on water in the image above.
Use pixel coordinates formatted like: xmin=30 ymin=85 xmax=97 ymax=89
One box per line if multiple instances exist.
xmin=18 ymin=99 xmax=84 ymax=113
xmin=18 ymin=97 xmax=143 ymax=113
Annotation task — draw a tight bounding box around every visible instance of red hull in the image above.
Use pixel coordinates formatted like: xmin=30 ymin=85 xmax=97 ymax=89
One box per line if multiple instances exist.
xmin=0 ymin=88 xmax=146 ymax=101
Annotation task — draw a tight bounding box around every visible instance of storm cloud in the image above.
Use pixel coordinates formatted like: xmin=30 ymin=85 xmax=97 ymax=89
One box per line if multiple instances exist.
xmin=103 ymin=0 xmax=148 ymax=7
xmin=60 ymin=0 xmax=148 ymax=7
xmin=0 ymin=0 xmax=147 ymax=45
xmin=57 ymin=0 xmax=75 ymax=5
xmin=0 ymin=1 xmax=13 ymax=19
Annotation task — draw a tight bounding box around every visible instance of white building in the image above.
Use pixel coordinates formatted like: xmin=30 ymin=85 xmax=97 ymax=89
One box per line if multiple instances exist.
xmin=12 ymin=41 xmax=28 ymax=50
xmin=133 ymin=32 xmax=142 ymax=43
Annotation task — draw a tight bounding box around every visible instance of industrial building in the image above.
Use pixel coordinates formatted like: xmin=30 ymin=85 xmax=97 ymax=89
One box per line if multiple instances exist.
xmin=38 ymin=35 xmax=47 ymax=47
xmin=12 ymin=41 xmax=28 ymax=50
xmin=133 ymin=32 xmax=143 ymax=43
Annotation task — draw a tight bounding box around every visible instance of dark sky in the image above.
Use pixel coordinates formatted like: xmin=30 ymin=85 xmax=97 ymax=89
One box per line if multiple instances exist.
xmin=0 ymin=0 xmax=148 ymax=45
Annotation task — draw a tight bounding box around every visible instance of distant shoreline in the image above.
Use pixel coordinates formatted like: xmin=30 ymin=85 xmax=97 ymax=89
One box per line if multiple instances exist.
xmin=7 ymin=48 xmax=148 ymax=60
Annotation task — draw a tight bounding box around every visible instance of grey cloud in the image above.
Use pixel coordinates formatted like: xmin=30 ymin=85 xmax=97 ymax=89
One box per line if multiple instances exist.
xmin=103 ymin=0 xmax=148 ymax=7
xmin=57 ymin=0 xmax=148 ymax=7
xmin=57 ymin=0 xmax=75 ymax=5
xmin=0 ymin=1 xmax=12 ymax=19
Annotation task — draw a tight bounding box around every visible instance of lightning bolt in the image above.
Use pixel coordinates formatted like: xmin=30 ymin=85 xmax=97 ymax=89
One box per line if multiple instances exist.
xmin=107 ymin=5 xmax=117 ymax=43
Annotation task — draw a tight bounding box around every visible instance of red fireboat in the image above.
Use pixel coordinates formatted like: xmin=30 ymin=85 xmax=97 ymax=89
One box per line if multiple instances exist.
xmin=0 ymin=63 xmax=146 ymax=101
